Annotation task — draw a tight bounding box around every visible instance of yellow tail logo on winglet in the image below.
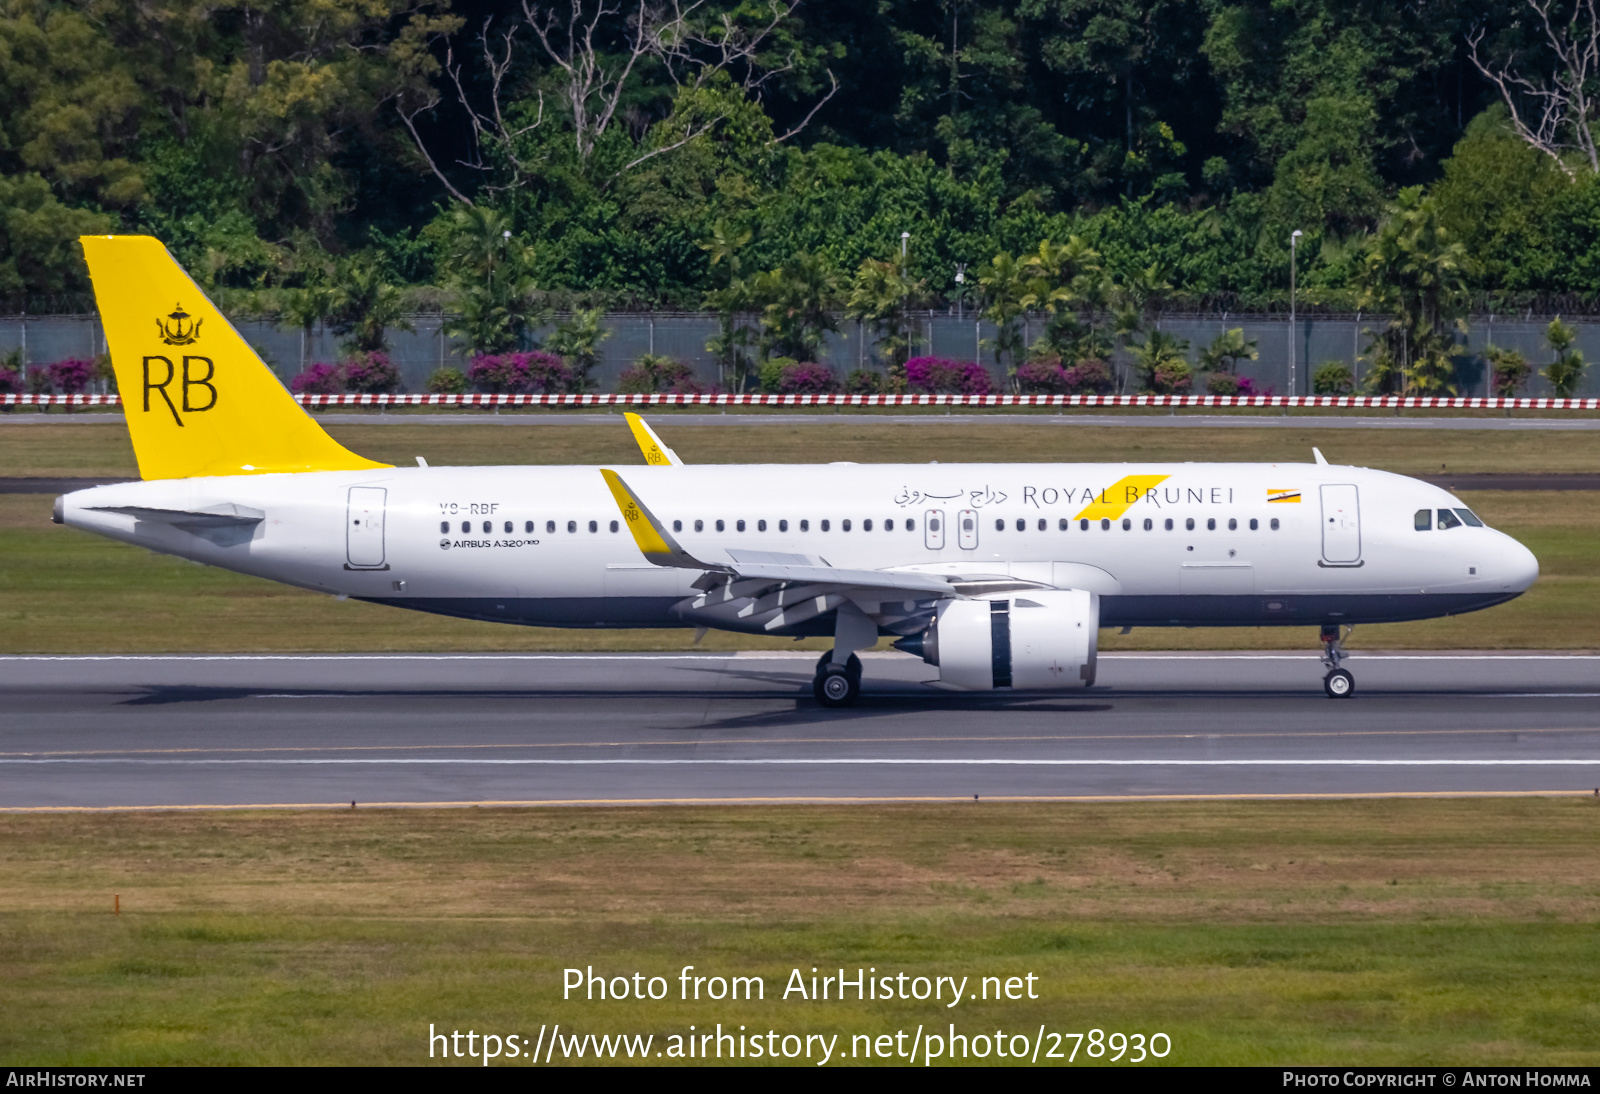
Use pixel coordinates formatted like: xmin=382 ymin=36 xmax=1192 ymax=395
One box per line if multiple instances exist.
xmin=80 ymin=235 xmax=390 ymax=480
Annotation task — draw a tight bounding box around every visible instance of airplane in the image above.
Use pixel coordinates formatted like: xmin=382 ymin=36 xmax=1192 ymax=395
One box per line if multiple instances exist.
xmin=53 ymin=235 xmax=1540 ymax=706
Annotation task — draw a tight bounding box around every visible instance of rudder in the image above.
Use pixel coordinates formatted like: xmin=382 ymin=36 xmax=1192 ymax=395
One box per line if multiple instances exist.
xmin=80 ymin=234 xmax=390 ymax=479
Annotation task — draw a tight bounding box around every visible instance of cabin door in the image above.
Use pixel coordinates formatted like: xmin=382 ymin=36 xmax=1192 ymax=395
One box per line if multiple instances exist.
xmin=1319 ymin=484 xmax=1362 ymax=564
xmin=346 ymin=486 xmax=388 ymax=570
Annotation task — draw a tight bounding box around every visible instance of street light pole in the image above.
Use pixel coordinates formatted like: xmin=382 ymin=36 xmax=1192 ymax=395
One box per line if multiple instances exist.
xmin=1289 ymin=229 xmax=1302 ymax=399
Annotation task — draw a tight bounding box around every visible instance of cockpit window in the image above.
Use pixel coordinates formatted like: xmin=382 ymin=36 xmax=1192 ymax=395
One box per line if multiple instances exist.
xmin=1414 ymin=509 xmax=1432 ymax=531
xmin=1455 ymin=508 xmax=1484 ymax=527
xmin=1436 ymin=508 xmax=1463 ymax=530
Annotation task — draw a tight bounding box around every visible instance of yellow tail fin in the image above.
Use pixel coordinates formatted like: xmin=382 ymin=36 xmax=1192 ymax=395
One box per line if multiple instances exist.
xmin=80 ymin=235 xmax=390 ymax=479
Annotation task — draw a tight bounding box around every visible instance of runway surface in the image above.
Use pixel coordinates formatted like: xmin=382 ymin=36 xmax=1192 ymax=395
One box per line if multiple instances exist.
xmin=2 ymin=652 xmax=1597 ymax=809
xmin=6 ymin=412 xmax=1600 ymax=430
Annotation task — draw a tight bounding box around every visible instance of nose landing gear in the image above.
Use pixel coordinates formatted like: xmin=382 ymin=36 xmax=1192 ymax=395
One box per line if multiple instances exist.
xmin=1320 ymin=624 xmax=1354 ymax=698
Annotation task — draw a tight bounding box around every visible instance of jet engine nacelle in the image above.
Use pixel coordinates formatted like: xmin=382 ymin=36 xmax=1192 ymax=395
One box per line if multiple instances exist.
xmin=911 ymin=589 xmax=1099 ymax=691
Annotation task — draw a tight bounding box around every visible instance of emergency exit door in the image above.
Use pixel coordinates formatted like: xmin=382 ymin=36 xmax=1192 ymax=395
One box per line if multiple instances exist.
xmin=346 ymin=486 xmax=388 ymax=570
xmin=1320 ymin=484 xmax=1361 ymax=564
xmin=924 ymin=509 xmax=945 ymax=549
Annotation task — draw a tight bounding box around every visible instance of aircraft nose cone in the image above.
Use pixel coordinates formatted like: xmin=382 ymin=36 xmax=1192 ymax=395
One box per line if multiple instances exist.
xmin=1500 ymin=534 xmax=1540 ymax=592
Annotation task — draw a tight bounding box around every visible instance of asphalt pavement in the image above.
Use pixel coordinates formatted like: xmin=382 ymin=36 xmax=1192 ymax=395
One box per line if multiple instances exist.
xmin=2 ymin=652 xmax=1596 ymax=809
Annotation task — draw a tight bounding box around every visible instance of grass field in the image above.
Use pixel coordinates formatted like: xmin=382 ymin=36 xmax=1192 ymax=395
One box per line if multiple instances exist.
xmin=1 ymin=800 xmax=1597 ymax=1066
xmin=5 ymin=417 xmax=1600 ymax=475
xmin=1 ymin=420 xmax=1595 ymax=652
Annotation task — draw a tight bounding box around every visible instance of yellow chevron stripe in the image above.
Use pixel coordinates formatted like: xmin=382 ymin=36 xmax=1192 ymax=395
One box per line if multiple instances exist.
xmin=1073 ymin=474 xmax=1170 ymax=520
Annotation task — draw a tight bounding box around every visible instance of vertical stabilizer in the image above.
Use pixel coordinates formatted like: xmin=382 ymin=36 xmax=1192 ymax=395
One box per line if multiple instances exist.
xmin=80 ymin=234 xmax=390 ymax=479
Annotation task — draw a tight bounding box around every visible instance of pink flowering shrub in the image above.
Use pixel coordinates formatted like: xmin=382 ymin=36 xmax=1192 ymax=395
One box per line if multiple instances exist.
xmin=0 ymin=369 xmax=19 ymax=395
xmin=467 ymin=351 xmax=570 ymax=394
xmin=904 ymin=356 xmax=996 ymax=395
xmin=776 ymin=360 xmax=838 ymax=394
xmin=46 ymin=358 xmax=95 ymax=394
xmin=290 ymin=362 xmax=344 ymax=395
xmin=342 ymin=351 xmax=401 ymax=394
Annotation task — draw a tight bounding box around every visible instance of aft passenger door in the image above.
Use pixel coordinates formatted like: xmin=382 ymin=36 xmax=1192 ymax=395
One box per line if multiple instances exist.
xmin=1320 ymin=484 xmax=1361 ymax=565
xmin=346 ymin=486 xmax=388 ymax=570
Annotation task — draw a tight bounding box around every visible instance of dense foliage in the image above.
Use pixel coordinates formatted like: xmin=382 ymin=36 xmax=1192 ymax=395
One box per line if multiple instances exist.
xmin=6 ymin=0 xmax=1600 ymax=316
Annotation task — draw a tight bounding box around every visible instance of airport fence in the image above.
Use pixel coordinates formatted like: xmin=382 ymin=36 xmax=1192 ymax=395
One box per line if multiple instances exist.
xmin=5 ymin=392 xmax=1600 ymax=411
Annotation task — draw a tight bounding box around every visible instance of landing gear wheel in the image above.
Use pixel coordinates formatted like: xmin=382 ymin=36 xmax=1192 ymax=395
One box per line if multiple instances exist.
xmin=813 ymin=664 xmax=861 ymax=707
xmin=1324 ymin=668 xmax=1354 ymax=699
xmin=815 ymin=651 xmax=862 ymax=680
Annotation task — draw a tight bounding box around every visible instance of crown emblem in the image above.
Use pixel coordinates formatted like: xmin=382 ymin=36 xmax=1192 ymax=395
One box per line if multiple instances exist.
xmin=157 ymin=304 xmax=202 ymax=346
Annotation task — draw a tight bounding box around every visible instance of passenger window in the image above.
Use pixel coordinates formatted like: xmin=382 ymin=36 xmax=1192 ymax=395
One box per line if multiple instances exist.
xmin=736 ymin=520 xmax=745 ymax=532
xmin=929 ymin=517 xmax=939 ymax=531
xmin=695 ymin=520 xmax=704 ymax=532
xmin=821 ymin=520 xmax=830 ymax=531
xmin=1455 ymin=508 xmax=1484 ymax=527
xmin=609 ymin=520 xmax=619 ymax=533
xmin=1059 ymin=518 xmax=1069 ymax=531
xmin=863 ymin=519 xmax=873 ymax=531
xmin=567 ymin=520 xmax=576 ymax=533
xmin=504 ymin=521 xmax=513 ymax=534
xmin=1080 ymin=518 xmax=1089 ymax=531
xmin=673 ymin=520 xmax=682 ymax=532
xmin=1437 ymin=508 xmax=1463 ymax=530
xmin=1415 ymin=509 xmax=1432 ymax=531
xmin=961 ymin=516 xmax=973 ymax=531
xmin=1270 ymin=518 xmax=1280 ymax=531
xmin=800 ymin=520 xmax=810 ymax=532
xmin=588 ymin=520 xmax=598 ymax=533
xmin=1144 ymin=518 xmax=1153 ymax=531
xmin=1016 ymin=518 xmax=1025 ymax=532
xmin=779 ymin=519 xmax=788 ymax=532
xmin=1100 ymin=518 xmax=1110 ymax=530
xmin=716 ymin=520 xmax=725 ymax=532
xmin=995 ymin=518 xmax=1005 ymax=532
xmin=547 ymin=520 xmax=556 ymax=533
xmin=525 ymin=520 xmax=534 ymax=534
xmin=906 ymin=519 xmax=915 ymax=531
xmin=1249 ymin=518 xmax=1258 ymax=531
xmin=842 ymin=519 xmax=852 ymax=532
xmin=440 ymin=521 xmax=449 ymax=534
xmin=1207 ymin=518 xmax=1216 ymax=531
xmin=885 ymin=518 xmax=894 ymax=531
xmin=1037 ymin=518 xmax=1046 ymax=531
xmin=759 ymin=519 xmax=768 ymax=531
xmin=1165 ymin=518 xmax=1174 ymax=531
xmin=1121 ymin=518 xmax=1131 ymax=530
xmin=1185 ymin=518 xmax=1195 ymax=531
xmin=1228 ymin=518 xmax=1237 ymax=531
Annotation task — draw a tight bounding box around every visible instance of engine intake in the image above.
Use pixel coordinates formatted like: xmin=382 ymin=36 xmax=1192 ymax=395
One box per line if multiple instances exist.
xmin=898 ymin=590 xmax=1099 ymax=691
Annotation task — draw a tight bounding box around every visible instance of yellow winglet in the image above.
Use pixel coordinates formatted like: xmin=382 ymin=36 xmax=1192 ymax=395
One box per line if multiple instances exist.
xmin=599 ymin=468 xmax=720 ymax=570
xmin=624 ymin=412 xmax=683 ymax=466
xmin=80 ymin=234 xmax=390 ymax=480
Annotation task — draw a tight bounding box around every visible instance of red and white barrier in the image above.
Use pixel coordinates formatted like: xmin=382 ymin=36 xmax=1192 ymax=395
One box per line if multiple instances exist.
xmin=4 ymin=391 xmax=1600 ymax=410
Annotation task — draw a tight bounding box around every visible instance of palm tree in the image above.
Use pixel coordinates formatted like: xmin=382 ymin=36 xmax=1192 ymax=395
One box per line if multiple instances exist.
xmin=752 ymin=253 xmax=842 ymax=363
xmin=978 ymin=252 xmax=1029 ymax=383
xmin=278 ymin=285 xmax=335 ymax=372
xmin=546 ymin=308 xmax=612 ymax=392
xmin=1358 ymin=187 xmax=1471 ymax=396
xmin=1131 ymin=329 xmax=1193 ymax=393
xmin=331 ymin=256 xmax=413 ymax=355
xmin=698 ymin=221 xmax=756 ymax=390
xmin=439 ymin=205 xmax=544 ymax=357
xmin=846 ymin=257 xmax=922 ymax=369
xmin=1544 ymin=318 xmax=1586 ymax=398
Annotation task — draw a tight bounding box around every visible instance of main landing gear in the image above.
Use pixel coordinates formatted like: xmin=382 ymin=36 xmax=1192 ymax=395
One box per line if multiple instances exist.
xmin=813 ymin=651 xmax=863 ymax=707
xmin=1321 ymin=624 xmax=1354 ymax=699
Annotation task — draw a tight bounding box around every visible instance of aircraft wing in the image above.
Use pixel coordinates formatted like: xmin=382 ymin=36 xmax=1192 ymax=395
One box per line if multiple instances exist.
xmin=599 ymin=468 xmax=956 ymax=597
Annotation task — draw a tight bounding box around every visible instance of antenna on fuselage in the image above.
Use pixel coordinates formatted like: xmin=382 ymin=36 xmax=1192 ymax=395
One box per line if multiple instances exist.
xmin=1313 ymin=447 xmax=1329 ymax=465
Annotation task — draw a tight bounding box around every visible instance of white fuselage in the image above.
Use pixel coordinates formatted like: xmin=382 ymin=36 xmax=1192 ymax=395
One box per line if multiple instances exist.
xmin=58 ymin=461 xmax=1539 ymax=633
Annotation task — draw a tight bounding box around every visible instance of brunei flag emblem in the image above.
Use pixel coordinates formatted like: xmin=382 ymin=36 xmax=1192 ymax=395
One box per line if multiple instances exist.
xmin=1267 ymin=488 xmax=1301 ymax=504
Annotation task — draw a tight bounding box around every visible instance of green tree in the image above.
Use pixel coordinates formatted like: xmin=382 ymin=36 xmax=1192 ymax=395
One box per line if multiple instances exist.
xmin=1130 ymin=328 xmax=1191 ymax=392
xmin=977 ymin=251 xmax=1029 ymax=380
xmin=751 ymin=253 xmax=842 ymax=362
xmin=846 ymin=257 xmax=923 ymax=368
xmin=1543 ymin=319 xmax=1586 ymax=398
xmin=1357 ymin=188 xmax=1470 ymax=396
xmin=699 ymin=220 xmax=757 ymax=391
xmin=1199 ymin=327 xmax=1258 ymax=374
xmin=0 ymin=174 xmax=112 ymax=294
xmin=330 ymin=255 xmax=413 ymax=355
xmin=438 ymin=206 xmax=545 ymax=357
xmin=546 ymin=308 xmax=612 ymax=393
xmin=1485 ymin=345 xmax=1531 ymax=398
